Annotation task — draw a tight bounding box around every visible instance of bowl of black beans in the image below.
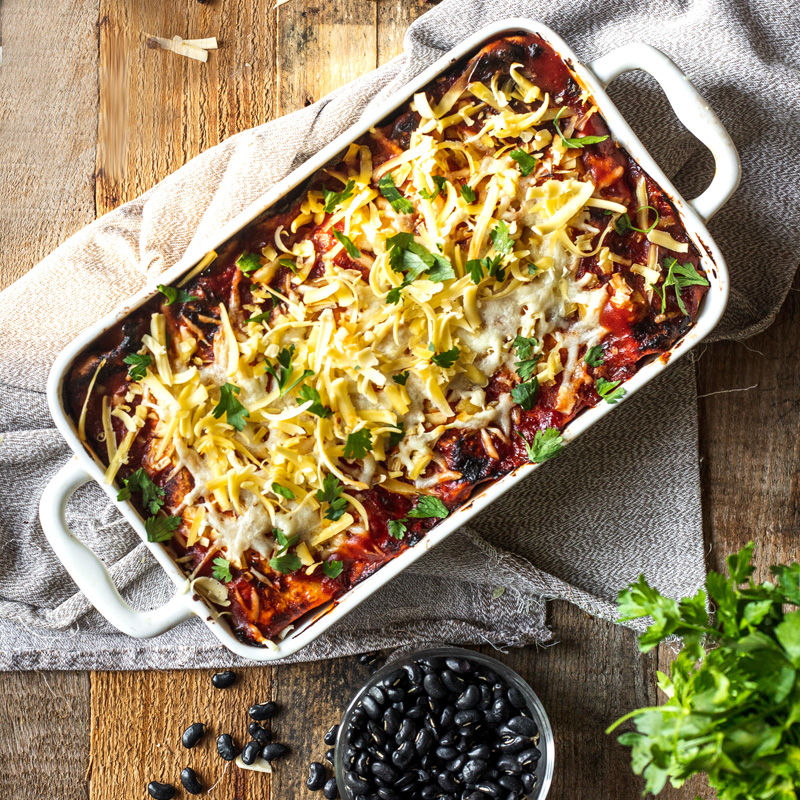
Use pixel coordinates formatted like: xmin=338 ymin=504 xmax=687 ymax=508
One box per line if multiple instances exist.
xmin=334 ymin=647 xmax=554 ymax=800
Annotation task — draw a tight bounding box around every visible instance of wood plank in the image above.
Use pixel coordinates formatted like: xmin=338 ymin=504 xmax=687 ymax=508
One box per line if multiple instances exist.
xmin=0 ymin=671 xmax=91 ymax=799
xmin=0 ymin=0 xmax=100 ymax=290
xmin=376 ymin=0 xmax=429 ymax=65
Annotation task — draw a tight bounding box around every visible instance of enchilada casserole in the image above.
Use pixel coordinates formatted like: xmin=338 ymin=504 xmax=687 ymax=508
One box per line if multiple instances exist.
xmin=65 ymin=33 xmax=709 ymax=646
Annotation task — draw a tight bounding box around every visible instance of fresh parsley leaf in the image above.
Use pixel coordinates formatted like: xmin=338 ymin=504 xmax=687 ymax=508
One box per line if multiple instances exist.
xmin=278 ymin=258 xmax=299 ymax=273
xmin=460 ymin=184 xmax=476 ymax=203
xmin=509 ymin=149 xmax=537 ymax=176
xmin=527 ymin=263 xmax=539 ymax=275
xmin=236 ymin=252 xmax=262 ymax=274
xmin=123 ymin=352 xmax=152 ymax=381
xmin=424 ymin=251 xmax=456 ymax=282
xmin=513 ymin=336 xmax=538 ymax=361
xmin=511 ymin=377 xmax=539 ymax=410
xmin=246 ymin=307 xmax=272 ymax=325
xmin=117 ymin=468 xmax=166 ymax=515
xmin=332 ymin=229 xmax=361 ymax=259
xmin=323 ymin=560 xmax=344 ymax=579
xmin=157 ymin=284 xmax=198 ymax=305
xmin=393 ymin=371 xmax=409 ymax=386
xmin=297 ymin=384 xmax=331 ymax=418
xmin=316 ymin=473 xmax=348 ymax=522
xmin=377 ymin=174 xmax=414 ymax=214
xmin=596 ymin=377 xmax=625 ymax=404
xmin=614 ymin=206 xmax=659 ymax=236
xmin=489 ymin=221 xmax=513 ymax=255
xmin=431 ymin=346 xmax=460 ymax=369
xmin=388 ymin=518 xmax=407 ymax=540
xmin=264 ymin=345 xmax=314 ymax=397
xmin=272 ymin=527 xmax=289 ymax=550
xmin=656 ymin=256 xmax=709 ymax=315
xmin=419 ymin=175 xmax=447 ymax=200
xmin=515 ymin=357 xmax=540 ymax=381
xmin=387 ymin=423 xmax=405 ymax=450
xmin=212 ymin=557 xmax=233 ymax=583
xmin=145 ymin=514 xmax=181 ymax=543
xmin=465 ymin=254 xmax=505 ymax=285
xmin=272 ymin=483 xmax=296 ymax=501
xmin=323 ymin=179 xmax=355 ymax=214
xmin=269 ymin=553 xmax=302 ymax=574
xmin=518 ymin=428 xmax=564 ymax=463
xmin=513 ymin=337 xmax=540 ymax=379
xmin=386 ymin=286 xmax=404 ymax=305
xmin=407 ymin=496 xmax=449 ymax=519
xmin=584 ymin=345 xmax=604 ymax=367
xmin=344 ymin=428 xmax=373 ymax=460
xmin=212 ymin=383 xmax=249 ymax=431
xmin=553 ymin=107 xmax=610 ymax=148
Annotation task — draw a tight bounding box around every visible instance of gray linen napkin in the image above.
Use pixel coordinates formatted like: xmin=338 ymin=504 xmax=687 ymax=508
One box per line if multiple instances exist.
xmin=0 ymin=0 xmax=797 ymax=670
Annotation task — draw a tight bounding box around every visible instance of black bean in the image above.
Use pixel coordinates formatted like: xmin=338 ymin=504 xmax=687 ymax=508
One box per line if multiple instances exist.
xmin=435 ymin=745 xmax=458 ymax=760
xmin=440 ymin=705 xmax=457 ymax=730
xmin=442 ymin=670 xmax=465 ymax=693
xmin=506 ymin=716 xmax=537 ymax=737
xmin=392 ymin=740 xmax=415 ymax=769
xmin=323 ymin=777 xmax=340 ymax=799
xmin=497 ymin=755 xmax=522 ymax=775
xmin=241 ymin=740 xmax=261 ymax=766
xmin=468 ymin=744 xmax=491 ymax=760
xmin=498 ymin=774 xmax=523 ymax=792
xmin=445 ymin=657 xmax=473 ymax=674
xmin=455 ymin=737 xmax=471 ymax=753
xmin=181 ymin=722 xmax=205 ymax=749
xmin=404 ymin=663 xmax=423 ymax=684
xmin=465 ymin=793 xmax=485 ymax=800
xmin=421 ymin=785 xmax=438 ymax=800
xmin=368 ymin=722 xmax=387 ymax=747
xmin=456 ymin=685 xmax=480 ymax=710
xmin=248 ymin=722 xmax=271 ymax=744
xmin=372 ymin=747 xmax=389 ymax=762
xmin=180 ymin=767 xmax=202 ymax=795
xmin=492 ymin=698 xmax=512 ymax=722
xmin=437 ymin=772 xmax=461 ymax=792
xmin=480 ymin=669 xmax=499 ymax=684
xmin=383 ymin=707 xmax=401 ymax=735
xmin=475 ymin=780 xmax=502 ymax=797
xmin=499 ymin=734 xmax=528 ymax=754
xmin=371 ymin=761 xmax=398 ymax=783
xmin=354 ymin=751 xmax=369 ymax=776
xmin=378 ymin=789 xmax=401 ymax=800
xmin=261 ymin=742 xmax=289 ymax=761
xmin=325 ymin=747 xmax=336 ymax=764
xmin=423 ymin=672 xmax=448 ymax=700
xmin=406 ymin=704 xmax=425 ymax=720
xmin=324 ymin=723 xmax=340 ymax=746
xmin=383 ymin=668 xmax=405 ymax=687
xmin=344 ymin=770 xmax=371 ymax=795
xmin=307 ymin=762 xmax=327 ymax=791
xmin=479 ymin=685 xmax=493 ymax=708
xmin=423 ymin=713 xmax=440 ymax=738
xmin=520 ymin=772 xmax=537 ymax=793
xmin=415 ymin=728 xmax=434 ymax=756
xmin=517 ymin=748 xmax=540 ymax=767
xmin=395 ymin=772 xmax=417 ymax=789
xmin=211 ymin=670 xmax=236 ymax=689
xmin=396 ymin=718 xmax=415 ymax=743
xmin=439 ymin=730 xmax=456 ymax=747
xmin=362 ymin=695 xmax=382 ymax=720
xmin=147 ymin=782 xmax=175 ymax=800
xmin=462 ymin=758 xmax=488 ymax=783
xmin=248 ymin=701 xmax=278 ymax=721
xmin=369 ymin=686 xmax=387 ymax=705
xmin=216 ymin=734 xmax=236 ymax=761
xmin=446 ymin=754 xmax=468 ymax=774
xmin=454 ymin=709 xmax=481 ymax=727
xmin=507 ymin=687 xmax=526 ymax=709
xmin=353 ymin=733 xmax=369 ymax=750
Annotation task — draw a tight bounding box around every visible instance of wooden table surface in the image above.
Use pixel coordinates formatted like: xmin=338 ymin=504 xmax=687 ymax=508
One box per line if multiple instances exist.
xmin=1 ymin=2 xmax=796 ymax=799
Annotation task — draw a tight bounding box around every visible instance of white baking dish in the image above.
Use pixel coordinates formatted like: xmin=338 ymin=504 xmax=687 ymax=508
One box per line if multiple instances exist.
xmin=40 ymin=18 xmax=740 ymax=660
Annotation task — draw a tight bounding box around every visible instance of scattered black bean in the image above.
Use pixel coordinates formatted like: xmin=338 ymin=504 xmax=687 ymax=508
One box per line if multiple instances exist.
xmin=248 ymin=701 xmax=278 ymax=721
xmin=147 ymin=781 xmax=175 ymax=800
xmin=323 ymin=777 xmax=340 ymax=799
xmin=307 ymin=761 xmax=326 ymax=791
xmin=241 ymin=740 xmax=261 ymax=766
xmin=216 ymin=733 xmax=237 ymax=761
xmin=521 ymin=771 xmax=537 ymax=793
xmin=507 ymin=686 xmax=526 ymax=709
xmin=181 ymin=722 xmax=205 ymax=749
xmin=211 ymin=670 xmax=236 ymax=689
xmin=248 ymin=721 xmax=271 ymax=744
xmin=261 ymin=742 xmax=288 ymax=761
xmin=325 ymin=747 xmax=336 ymax=764
xmin=361 ymin=694 xmax=382 ymax=720
xmin=180 ymin=767 xmax=203 ymax=795
xmin=324 ymin=723 xmax=340 ymax=746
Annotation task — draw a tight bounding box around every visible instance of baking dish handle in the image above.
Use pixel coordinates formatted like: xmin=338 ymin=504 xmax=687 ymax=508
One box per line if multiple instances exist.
xmin=587 ymin=43 xmax=740 ymax=222
xmin=39 ymin=459 xmax=195 ymax=638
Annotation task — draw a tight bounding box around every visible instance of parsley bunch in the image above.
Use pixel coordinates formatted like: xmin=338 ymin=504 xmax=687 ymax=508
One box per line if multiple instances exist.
xmin=609 ymin=543 xmax=800 ymax=800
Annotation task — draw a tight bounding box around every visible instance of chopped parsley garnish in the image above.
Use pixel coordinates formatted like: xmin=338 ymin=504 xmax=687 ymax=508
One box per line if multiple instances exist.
xmin=527 ymin=263 xmax=539 ymax=275
xmin=385 ymin=234 xmax=455 ymax=302
xmin=518 ymin=428 xmax=564 ymax=463
xmin=157 ymin=285 xmax=197 ymax=305
xmin=269 ymin=553 xmax=302 ymax=574
xmin=614 ymin=205 xmax=660 ymax=236
xmin=460 ymin=184 xmax=476 ymax=203
xmin=388 ymin=519 xmax=408 ymax=540
xmin=655 ymin=256 xmax=709 ymax=315
xmin=419 ymin=175 xmax=447 ymax=200
xmin=145 ymin=514 xmax=181 ymax=543
xmin=235 ymin=252 xmax=262 ymax=274
xmin=511 ymin=377 xmax=539 ymax=410
xmin=264 ymin=344 xmax=314 ymax=396
xmin=212 ymin=383 xmax=249 ymax=431
xmin=123 ymin=352 xmax=152 ymax=381
xmin=272 ymin=482 xmax=296 ymax=501
xmin=377 ymin=173 xmax=415 ymax=214
xmin=212 ymin=557 xmax=233 ymax=583
xmin=408 ymin=496 xmax=449 ymax=519
xmin=489 ymin=221 xmax=513 ymax=255
xmin=393 ymin=371 xmax=409 ymax=386
xmin=117 ymin=468 xmax=166 ymax=514
xmin=584 ymin=345 xmax=604 ymax=367
xmin=465 ymin=254 xmax=505 ymax=284
xmin=387 ymin=423 xmax=405 ymax=450
xmin=431 ymin=346 xmax=460 ymax=369
xmin=513 ymin=335 xmax=538 ymax=361
xmin=553 ymin=107 xmax=610 ymax=148
xmin=316 ymin=473 xmax=348 ymax=522
xmin=297 ymin=384 xmax=331 ymax=418
xmin=515 ymin=358 xmax=540 ymax=381
xmin=278 ymin=258 xmax=299 ymax=273
xmin=322 ymin=560 xmax=344 ymax=579
xmin=344 ymin=428 xmax=373 ymax=460
xmin=246 ymin=306 xmax=273 ymax=325
xmin=513 ymin=334 xmax=540 ymax=381
xmin=332 ymin=229 xmax=361 ymax=259
xmin=323 ymin=179 xmax=355 ymax=214
xmin=509 ymin=149 xmax=537 ymax=176
xmin=596 ymin=377 xmax=626 ymax=404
